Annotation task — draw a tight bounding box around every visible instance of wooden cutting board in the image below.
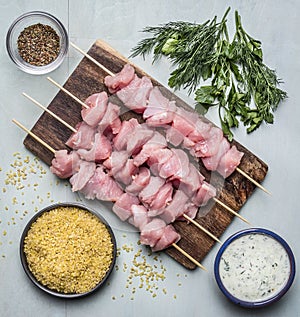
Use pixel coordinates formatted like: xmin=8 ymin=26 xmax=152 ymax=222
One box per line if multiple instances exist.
xmin=23 ymin=39 xmax=268 ymax=270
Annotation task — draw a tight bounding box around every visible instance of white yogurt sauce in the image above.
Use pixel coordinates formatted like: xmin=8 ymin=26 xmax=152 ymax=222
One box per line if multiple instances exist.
xmin=219 ymin=233 xmax=290 ymax=302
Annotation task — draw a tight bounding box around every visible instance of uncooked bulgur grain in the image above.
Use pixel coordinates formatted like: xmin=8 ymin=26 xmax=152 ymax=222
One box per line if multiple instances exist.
xmin=23 ymin=206 xmax=114 ymax=294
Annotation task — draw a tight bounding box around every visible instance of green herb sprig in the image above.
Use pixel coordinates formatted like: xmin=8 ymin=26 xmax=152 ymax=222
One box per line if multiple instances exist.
xmin=130 ymin=8 xmax=287 ymax=140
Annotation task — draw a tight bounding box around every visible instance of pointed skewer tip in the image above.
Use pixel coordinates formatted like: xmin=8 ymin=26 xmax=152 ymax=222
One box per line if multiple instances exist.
xmin=213 ymin=198 xmax=250 ymax=225
xmin=183 ymin=214 xmax=221 ymax=243
xmin=172 ymin=243 xmax=207 ymax=271
xmin=236 ymin=167 xmax=271 ymax=195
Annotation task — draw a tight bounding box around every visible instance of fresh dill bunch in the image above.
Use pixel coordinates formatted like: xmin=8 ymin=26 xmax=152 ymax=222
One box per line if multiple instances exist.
xmin=130 ymin=7 xmax=287 ymax=140
xmin=131 ymin=8 xmax=231 ymax=93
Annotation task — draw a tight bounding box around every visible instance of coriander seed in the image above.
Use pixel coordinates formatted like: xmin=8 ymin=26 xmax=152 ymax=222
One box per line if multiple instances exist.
xmin=17 ymin=23 xmax=60 ymax=66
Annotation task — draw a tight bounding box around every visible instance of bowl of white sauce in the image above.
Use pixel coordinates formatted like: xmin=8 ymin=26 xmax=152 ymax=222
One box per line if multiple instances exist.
xmin=214 ymin=228 xmax=295 ymax=308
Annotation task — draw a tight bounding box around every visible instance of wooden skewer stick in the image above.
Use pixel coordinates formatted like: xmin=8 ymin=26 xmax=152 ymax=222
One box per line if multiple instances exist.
xmin=70 ymin=42 xmax=115 ymax=77
xmin=172 ymin=243 xmax=206 ymax=270
xmin=70 ymin=42 xmax=270 ymax=195
xmin=12 ymin=119 xmax=56 ymax=154
xmin=183 ymin=214 xmax=221 ymax=243
xmin=24 ymin=94 xmax=221 ymax=243
xmin=22 ymin=93 xmax=77 ymax=133
xmin=12 ymin=118 xmax=206 ymax=270
xmin=46 ymin=77 xmax=251 ymax=225
xmin=214 ymin=198 xmax=250 ymax=225
xmin=46 ymin=77 xmax=89 ymax=109
xmin=236 ymin=167 xmax=271 ymax=195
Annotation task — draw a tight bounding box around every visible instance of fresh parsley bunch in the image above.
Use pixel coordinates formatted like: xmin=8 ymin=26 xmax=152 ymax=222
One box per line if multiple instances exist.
xmin=131 ymin=8 xmax=287 ymax=140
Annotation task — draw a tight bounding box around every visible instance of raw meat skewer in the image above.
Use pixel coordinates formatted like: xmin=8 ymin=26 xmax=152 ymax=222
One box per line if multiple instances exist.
xmin=70 ymin=42 xmax=270 ymax=195
xmin=22 ymin=92 xmax=224 ymax=241
xmin=41 ymin=81 xmax=250 ymax=224
xmin=12 ymin=118 xmax=206 ymax=270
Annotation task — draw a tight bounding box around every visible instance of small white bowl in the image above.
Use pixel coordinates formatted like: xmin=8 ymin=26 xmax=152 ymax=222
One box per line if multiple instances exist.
xmin=6 ymin=11 xmax=69 ymax=75
xmin=214 ymin=228 xmax=295 ymax=308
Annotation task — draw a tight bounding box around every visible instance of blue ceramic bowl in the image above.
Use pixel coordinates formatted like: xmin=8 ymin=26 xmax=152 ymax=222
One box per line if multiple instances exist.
xmin=214 ymin=228 xmax=295 ymax=308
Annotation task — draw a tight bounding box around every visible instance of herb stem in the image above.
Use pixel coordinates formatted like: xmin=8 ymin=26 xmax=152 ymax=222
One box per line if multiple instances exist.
xmin=131 ymin=8 xmax=287 ymax=139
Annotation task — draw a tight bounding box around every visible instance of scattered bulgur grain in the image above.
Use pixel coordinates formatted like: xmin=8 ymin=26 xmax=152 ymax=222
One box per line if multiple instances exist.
xmin=23 ymin=206 xmax=114 ymax=294
xmin=122 ymin=243 xmax=134 ymax=253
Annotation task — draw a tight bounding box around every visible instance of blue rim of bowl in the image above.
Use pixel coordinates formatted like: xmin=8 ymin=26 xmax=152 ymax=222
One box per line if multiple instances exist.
xmin=20 ymin=202 xmax=117 ymax=299
xmin=6 ymin=11 xmax=69 ymax=74
xmin=214 ymin=228 xmax=296 ymax=308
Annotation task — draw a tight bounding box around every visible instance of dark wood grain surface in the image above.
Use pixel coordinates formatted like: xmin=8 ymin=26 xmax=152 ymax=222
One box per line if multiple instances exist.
xmin=24 ymin=40 xmax=268 ymax=269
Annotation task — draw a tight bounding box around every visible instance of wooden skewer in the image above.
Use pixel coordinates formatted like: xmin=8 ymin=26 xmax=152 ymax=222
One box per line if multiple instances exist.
xmin=23 ymin=93 xmax=222 ymax=243
xmin=70 ymin=42 xmax=115 ymax=77
xmin=12 ymin=118 xmax=206 ymax=270
xmin=70 ymin=42 xmax=270 ymax=195
xmin=214 ymin=198 xmax=250 ymax=225
xmin=46 ymin=77 xmax=89 ymax=109
xmin=12 ymin=119 xmax=56 ymax=154
xmin=22 ymin=93 xmax=77 ymax=133
xmin=183 ymin=214 xmax=221 ymax=243
xmin=236 ymin=167 xmax=271 ymax=195
xmin=172 ymin=243 xmax=206 ymax=270
xmin=45 ymin=77 xmax=251 ymax=225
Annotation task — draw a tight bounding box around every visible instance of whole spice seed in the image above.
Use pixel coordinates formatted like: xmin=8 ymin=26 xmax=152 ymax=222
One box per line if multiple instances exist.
xmin=17 ymin=23 xmax=60 ymax=66
xmin=23 ymin=206 xmax=114 ymax=294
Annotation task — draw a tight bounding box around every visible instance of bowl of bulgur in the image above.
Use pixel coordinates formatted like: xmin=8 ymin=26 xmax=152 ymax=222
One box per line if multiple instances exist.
xmin=20 ymin=202 xmax=116 ymax=298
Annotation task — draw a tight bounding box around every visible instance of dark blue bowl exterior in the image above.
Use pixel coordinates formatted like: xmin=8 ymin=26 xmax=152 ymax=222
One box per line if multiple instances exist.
xmin=214 ymin=228 xmax=296 ymax=308
xmin=20 ymin=202 xmax=117 ymax=299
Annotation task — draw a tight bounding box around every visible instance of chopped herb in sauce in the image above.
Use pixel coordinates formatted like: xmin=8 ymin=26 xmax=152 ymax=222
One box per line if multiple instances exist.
xmin=219 ymin=233 xmax=290 ymax=302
